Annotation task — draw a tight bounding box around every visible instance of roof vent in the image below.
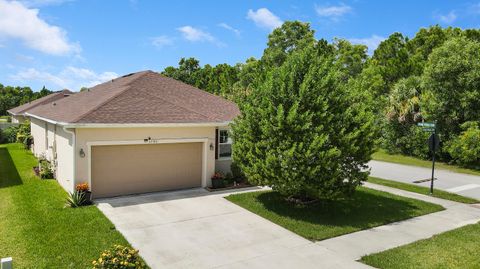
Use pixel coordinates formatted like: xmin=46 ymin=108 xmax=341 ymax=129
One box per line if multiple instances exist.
xmin=121 ymin=73 xmax=135 ymax=78
xmin=52 ymin=102 xmax=56 ymax=106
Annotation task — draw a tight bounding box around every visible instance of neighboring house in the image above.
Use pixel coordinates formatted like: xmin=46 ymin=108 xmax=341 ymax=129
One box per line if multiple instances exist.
xmin=26 ymin=71 xmax=240 ymax=198
xmin=7 ymin=90 xmax=73 ymax=123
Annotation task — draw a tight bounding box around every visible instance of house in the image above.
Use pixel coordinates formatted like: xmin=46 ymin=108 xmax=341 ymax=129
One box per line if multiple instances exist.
xmin=25 ymin=71 xmax=239 ymax=198
xmin=7 ymin=90 xmax=73 ymax=123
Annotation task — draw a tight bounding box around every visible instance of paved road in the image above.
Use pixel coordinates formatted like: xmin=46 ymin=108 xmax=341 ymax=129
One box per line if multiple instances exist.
xmin=369 ymin=160 xmax=480 ymax=200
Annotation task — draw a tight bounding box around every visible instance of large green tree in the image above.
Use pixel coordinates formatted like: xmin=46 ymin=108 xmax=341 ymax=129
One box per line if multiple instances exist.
xmin=232 ymin=44 xmax=376 ymax=200
xmin=261 ymin=21 xmax=316 ymax=68
xmin=421 ymin=36 xmax=480 ymax=139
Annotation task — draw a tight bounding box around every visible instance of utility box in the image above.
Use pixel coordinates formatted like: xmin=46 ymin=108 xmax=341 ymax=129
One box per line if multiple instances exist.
xmin=1 ymin=257 xmax=12 ymax=269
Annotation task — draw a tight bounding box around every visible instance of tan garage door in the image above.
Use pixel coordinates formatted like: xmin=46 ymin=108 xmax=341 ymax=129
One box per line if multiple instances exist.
xmin=91 ymin=143 xmax=203 ymax=198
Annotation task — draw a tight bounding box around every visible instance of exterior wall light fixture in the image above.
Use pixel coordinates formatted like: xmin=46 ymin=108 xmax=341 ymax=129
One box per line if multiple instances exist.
xmin=79 ymin=148 xmax=86 ymax=158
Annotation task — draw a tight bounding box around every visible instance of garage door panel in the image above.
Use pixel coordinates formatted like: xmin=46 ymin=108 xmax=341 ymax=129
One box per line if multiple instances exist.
xmin=92 ymin=143 xmax=202 ymax=198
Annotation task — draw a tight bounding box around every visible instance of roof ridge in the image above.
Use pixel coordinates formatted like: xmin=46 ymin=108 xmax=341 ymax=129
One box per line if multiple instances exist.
xmin=71 ymin=71 xmax=150 ymax=123
xmin=160 ymin=74 xmax=238 ymax=108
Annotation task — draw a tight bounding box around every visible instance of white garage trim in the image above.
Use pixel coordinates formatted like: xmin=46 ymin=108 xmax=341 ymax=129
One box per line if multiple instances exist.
xmin=86 ymin=138 xmax=209 ymax=194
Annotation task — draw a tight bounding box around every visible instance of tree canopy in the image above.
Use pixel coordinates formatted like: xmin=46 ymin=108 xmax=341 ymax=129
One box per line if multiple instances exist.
xmin=159 ymin=23 xmax=480 ymax=169
xmin=0 ymin=85 xmax=52 ymax=116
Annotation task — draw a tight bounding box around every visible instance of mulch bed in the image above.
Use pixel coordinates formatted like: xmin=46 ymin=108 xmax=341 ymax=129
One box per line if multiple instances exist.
xmin=205 ymin=182 xmax=254 ymax=192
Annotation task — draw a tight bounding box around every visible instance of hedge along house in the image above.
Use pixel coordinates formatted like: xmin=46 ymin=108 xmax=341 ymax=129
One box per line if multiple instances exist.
xmin=26 ymin=71 xmax=239 ymax=198
xmin=7 ymin=90 xmax=73 ymax=123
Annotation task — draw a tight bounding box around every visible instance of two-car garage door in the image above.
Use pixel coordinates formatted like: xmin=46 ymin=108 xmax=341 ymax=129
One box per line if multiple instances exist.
xmin=91 ymin=143 xmax=203 ymax=198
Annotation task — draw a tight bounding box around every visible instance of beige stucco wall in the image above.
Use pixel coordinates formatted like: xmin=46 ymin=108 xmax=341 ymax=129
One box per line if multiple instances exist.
xmin=31 ymin=117 xmax=47 ymax=157
xmin=55 ymin=126 xmax=74 ymax=192
xmin=215 ymin=159 xmax=232 ymax=174
xmin=75 ymin=127 xmax=218 ymax=188
xmin=46 ymin=123 xmax=55 ymax=161
xmin=30 ymin=122 xmax=232 ymax=194
xmin=30 ymin=118 xmax=74 ymax=193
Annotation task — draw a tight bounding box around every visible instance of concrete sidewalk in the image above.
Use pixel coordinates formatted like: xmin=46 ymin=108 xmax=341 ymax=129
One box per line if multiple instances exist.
xmin=315 ymin=182 xmax=480 ymax=261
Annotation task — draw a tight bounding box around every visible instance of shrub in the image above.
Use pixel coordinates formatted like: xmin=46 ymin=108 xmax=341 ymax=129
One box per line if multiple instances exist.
xmin=16 ymin=120 xmax=32 ymax=149
xmin=92 ymin=245 xmax=146 ymax=269
xmin=231 ymin=162 xmax=246 ymax=182
xmin=39 ymin=159 xmax=54 ymax=179
xmin=232 ymin=44 xmax=376 ymax=200
xmin=0 ymin=126 xmax=19 ymax=143
xmin=381 ymin=123 xmax=430 ymax=159
xmin=446 ymin=121 xmax=480 ymax=168
xmin=65 ymin=191 xmax=86 ymax=208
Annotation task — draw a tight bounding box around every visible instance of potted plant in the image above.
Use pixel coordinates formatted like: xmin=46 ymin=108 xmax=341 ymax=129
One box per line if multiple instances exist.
xmin=76 ymin=183 xmax=91 ymax=204
xmin=211 ymin=172 xmax=225 ymax=189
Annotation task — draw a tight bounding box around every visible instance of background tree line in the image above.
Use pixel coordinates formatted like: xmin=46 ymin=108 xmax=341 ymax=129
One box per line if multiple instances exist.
xmin=162 ymin=22 xmax=480 ymax=169
xmin=0 ymin=85 xmax=52 ymax=115
xmin=1 ymin=21 xmax=478 ymax=170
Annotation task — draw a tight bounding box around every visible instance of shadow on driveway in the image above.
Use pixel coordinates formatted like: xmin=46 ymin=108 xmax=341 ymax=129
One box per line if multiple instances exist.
xmin=96 ymin=185 xmax=263 ymax=208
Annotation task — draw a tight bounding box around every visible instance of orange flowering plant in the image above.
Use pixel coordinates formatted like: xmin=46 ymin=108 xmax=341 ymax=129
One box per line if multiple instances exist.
xmin=75 ymin=183 xmax=89 ymax=192
xmin=211 ymin=172 xmax=225 ymax=180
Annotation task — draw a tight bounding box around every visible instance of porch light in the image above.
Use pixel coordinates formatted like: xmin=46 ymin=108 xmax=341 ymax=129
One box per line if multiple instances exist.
xmin=210 ymin=143 xmax=214 ymax=151
xmin=79 ymin=148 xmax=86 ymax=158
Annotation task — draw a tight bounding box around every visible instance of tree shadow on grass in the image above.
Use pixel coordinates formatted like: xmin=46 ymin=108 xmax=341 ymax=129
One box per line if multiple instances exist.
xmin=0 ymin=147 xmax=23 ymax=188
xmin=255 ymin=188 xmax=437 ymax=230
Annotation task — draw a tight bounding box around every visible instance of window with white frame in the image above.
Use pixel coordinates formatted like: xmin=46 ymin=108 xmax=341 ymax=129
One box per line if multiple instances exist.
xmin=218 ymin=129 xmax=232 ymax=158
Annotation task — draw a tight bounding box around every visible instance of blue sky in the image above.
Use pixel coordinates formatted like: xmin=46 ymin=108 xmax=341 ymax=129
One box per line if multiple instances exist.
xmin=1 ymin=0 xmax=479 ymax=91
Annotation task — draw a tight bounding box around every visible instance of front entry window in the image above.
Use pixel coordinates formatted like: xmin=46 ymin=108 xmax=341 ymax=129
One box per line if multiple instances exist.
xmin=218 ymin=129 xmax=232 ymax=158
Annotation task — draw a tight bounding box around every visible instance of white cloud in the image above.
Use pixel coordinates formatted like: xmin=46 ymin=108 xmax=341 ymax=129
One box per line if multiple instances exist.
xmin=177 ymin=26 xmax=214 ymax=42
xmin=176 ymin=25 xmax=225 ymax=47
xmin=151 ymin=35 xmax=174 ymax=48
xmin=247 ymin=8 xmax=283 ymax=30
xmin=315 ymin=3 xmax=352 ymax=19
xmin=218 ymin=23 xmax=240 ymax=36
xmin=0 ymin=0 xmax=79 ymax=55
xmin=10 ymin=67 xmax=118 ymax=90
xmin=348 ymin=35 xmax=386 ymax=54
xmin=436 ymin=11 xmax=457 ymax=24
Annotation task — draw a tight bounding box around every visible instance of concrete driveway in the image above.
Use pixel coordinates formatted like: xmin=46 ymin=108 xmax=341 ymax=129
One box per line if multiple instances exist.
xmin=97 ymin=187 xmax=370 ymax=269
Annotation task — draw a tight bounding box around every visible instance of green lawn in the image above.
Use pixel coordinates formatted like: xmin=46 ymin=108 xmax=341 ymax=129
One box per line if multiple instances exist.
xmin=0 ymin=144 xmax=133 ymax=268
xmin=226 ymin=187 xmax=444 ymax=241
xmin=368 ymin=177 xmax=479 ymax=204
xmin=372 ymin=149 xmax=480 ymax=176
xmin=361 ymin=222 xmax=480 ymax=269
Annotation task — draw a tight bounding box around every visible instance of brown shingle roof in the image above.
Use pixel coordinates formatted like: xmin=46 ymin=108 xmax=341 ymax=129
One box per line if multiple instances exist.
xmin=7 ymin=89 xmax=73 ymax=115
xmin=28 ymin=71 xmax=240 ymax=124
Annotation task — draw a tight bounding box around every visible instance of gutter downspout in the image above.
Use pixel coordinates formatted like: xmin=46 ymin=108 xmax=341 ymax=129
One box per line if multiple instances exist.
xmin=63 ymin=126 xmax=76 ymax=192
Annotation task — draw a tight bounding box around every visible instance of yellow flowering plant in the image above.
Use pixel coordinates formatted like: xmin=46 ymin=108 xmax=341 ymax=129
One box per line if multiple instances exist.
xmin=92 ymin=245 xmax=146 ymax=269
